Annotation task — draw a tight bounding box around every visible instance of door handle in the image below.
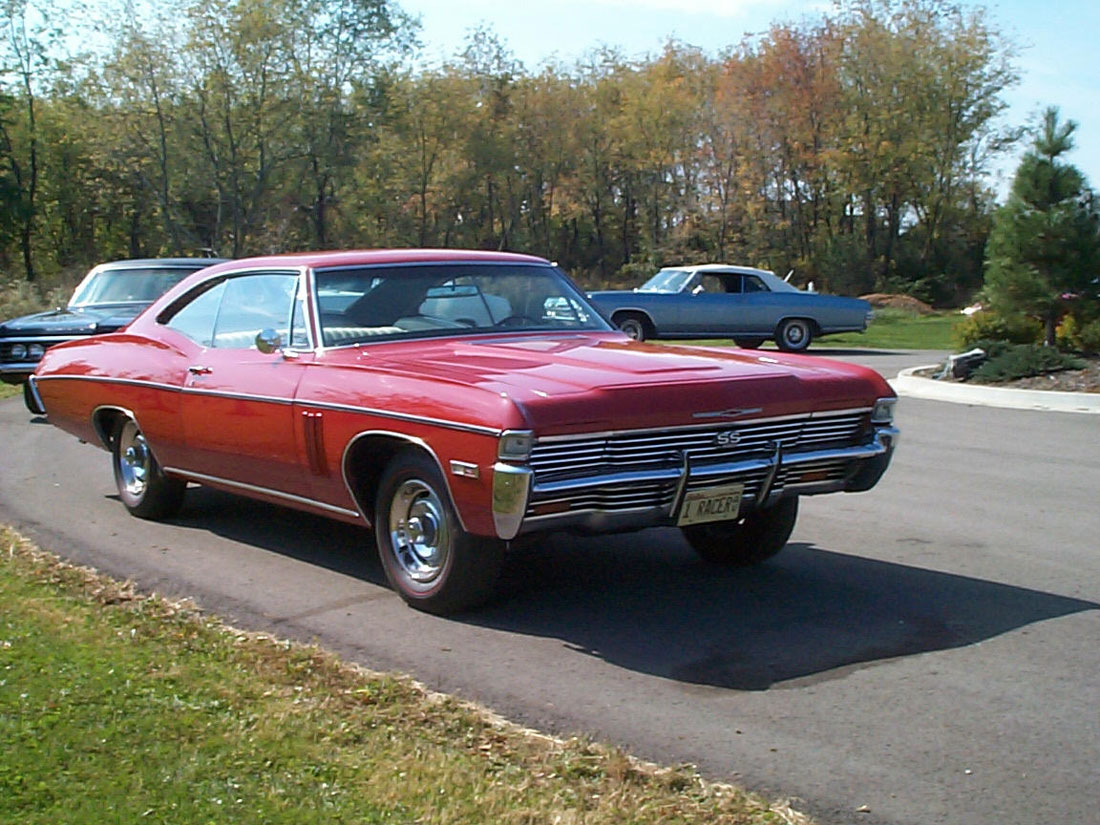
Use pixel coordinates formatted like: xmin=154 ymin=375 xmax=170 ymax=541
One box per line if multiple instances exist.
xmin=188 ymin=365 xmax=212 ymax=375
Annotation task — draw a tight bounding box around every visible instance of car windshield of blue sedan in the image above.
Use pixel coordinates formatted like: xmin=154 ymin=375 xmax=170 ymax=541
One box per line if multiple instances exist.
xmin=69 ymin=268 xmax=192 ymax=307
xmin=314 ymin=263 xmax=609 ymax=346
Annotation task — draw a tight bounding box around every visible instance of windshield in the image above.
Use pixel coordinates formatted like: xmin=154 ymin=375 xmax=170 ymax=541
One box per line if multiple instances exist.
xmin=69 ymin=267 xmax=195 ymax=307
xmin=637 ymin=268 xmax=694 ymax=293
xmin=314 ymin=263 xmax=610 ymax=347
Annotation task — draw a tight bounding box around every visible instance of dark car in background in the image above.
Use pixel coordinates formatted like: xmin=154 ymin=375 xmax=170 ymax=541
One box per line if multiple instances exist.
xmin=587 ymin=264 xmax=872 ymax=351
xmin=3 ymin=258 xmax=226 ymax=411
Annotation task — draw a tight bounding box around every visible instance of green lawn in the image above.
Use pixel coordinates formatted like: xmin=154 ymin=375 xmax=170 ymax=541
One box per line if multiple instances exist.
xmin=667 ymin=308 xmax=961 ymax=352
xmin=0 ymin=528 xmax=810 ymax=825
xmin=815 ymin=308 xmax=959 ymax=351
xmin=0 ymin=384 xmax=17 ymax=401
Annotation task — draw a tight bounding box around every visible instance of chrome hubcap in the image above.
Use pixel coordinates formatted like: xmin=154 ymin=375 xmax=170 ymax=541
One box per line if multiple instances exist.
xmin=388 ymin=480 xmax=450 ymax=583
xmin=118 ymin=423 xmax=150 ymax=498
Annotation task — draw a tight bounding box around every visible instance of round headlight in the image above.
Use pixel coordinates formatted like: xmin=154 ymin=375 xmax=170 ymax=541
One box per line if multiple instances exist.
xmin=28 ymin=343 xmax=45 ymax=359
xmin=10 ymin=343 xmax=27 ymax=360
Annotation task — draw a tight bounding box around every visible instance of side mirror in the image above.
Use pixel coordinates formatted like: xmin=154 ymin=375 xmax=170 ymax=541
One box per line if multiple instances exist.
xmin=255 ymin=328 xmax=282 ymax=354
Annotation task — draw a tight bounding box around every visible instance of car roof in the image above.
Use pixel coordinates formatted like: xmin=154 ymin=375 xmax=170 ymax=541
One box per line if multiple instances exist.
xmin=93 ymin=257 xmax=230 ymax=270
xmin=662 ymin=263 xmax=775 ymax=277
xmin=196 ymin=249 xmax=549 ymax=275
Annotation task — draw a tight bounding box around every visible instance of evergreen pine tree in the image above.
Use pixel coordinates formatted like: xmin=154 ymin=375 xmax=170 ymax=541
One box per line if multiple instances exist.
xmin=984 ymin=107 xmax=1100 ymax=345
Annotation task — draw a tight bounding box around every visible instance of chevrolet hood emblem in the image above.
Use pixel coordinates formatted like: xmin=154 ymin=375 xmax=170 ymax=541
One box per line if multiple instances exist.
xmin=692 ymin=407 xmax=763 ymax=420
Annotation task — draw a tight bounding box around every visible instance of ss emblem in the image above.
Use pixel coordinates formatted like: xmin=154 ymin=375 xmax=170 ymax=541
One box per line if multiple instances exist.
xmin=715 ymin=430 xmax=742 ymax=448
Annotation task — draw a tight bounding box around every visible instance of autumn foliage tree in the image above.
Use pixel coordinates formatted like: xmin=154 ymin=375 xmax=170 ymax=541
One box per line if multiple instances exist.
xmin=0 ymin=0 xmax=1023 ymax=306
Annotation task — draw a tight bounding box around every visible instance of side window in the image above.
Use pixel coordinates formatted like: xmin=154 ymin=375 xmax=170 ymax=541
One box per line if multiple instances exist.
xmin=698 ymin=275 xmax=726 ymax=294
xmin=162 ymin=273 xmax=301 ymax=349
xmin=212 ymin=274 xmax=298 ymax=349
xmin=289 ymin=287 xmax=310 ymax=349
xmin=165 ymin=280 xmax=227 ymax=346
xmin=743 ymin=276 xmax=768 ymax=294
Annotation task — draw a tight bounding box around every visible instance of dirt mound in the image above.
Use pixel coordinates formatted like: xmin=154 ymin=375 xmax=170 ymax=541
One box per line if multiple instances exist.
xmin=860 ymin=293 xmax=936 ymax=315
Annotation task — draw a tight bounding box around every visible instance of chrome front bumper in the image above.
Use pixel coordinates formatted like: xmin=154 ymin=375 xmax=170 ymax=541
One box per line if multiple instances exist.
xmin=492 ymin=426 xmax=898 ymax=540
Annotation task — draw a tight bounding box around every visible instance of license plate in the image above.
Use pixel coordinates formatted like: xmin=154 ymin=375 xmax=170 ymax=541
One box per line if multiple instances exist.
xmin=676 ymin=483 xmax=744 ymax=526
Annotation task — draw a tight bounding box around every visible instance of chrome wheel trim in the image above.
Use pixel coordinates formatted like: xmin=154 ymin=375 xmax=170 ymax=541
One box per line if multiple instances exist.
xmin=781 ymin=320 xmax=809 ymax=348
xmin=387 ymin=479 xmax=450 ymax=584
xmin=117 ymin=422 xmax=150 ymax=499
xmin=619 ymin=317 xmax=644 ymax=340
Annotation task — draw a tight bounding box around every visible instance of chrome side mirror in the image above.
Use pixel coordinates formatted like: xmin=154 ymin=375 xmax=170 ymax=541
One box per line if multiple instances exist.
xmin=255 ymin=328 xmax=282 ymax=354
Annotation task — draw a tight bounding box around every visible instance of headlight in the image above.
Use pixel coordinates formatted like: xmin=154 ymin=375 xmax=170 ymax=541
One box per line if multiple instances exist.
xmin=871 ymin=397 xmax=896 ymax=424
xmin=498 ymin=430 xmax=534 ymax=461
xmin=28 ymin=343 xmax=45 ymax=360
xmin=10 ymin=343 xmax=27 ymax=360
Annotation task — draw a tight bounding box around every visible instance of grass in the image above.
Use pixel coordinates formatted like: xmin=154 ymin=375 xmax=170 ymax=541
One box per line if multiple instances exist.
xmin=666 ymin=308 xmax=961 ymax=352
xmin=0 ymin=384 xmax=16 ymax=401
xmin=816 ymin=308 xmax=959 ymax=351
xmin=0 ymin=526 xmax=811 ymax=825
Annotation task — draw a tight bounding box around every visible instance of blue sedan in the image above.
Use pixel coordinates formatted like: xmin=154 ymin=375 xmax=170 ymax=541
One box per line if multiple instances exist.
xmin=587 ymin=264 xmax=871 ymax=351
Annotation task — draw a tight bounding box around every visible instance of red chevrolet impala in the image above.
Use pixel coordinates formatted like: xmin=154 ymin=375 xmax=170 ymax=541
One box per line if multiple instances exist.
xmin=30 ymin=250 xmax=898 ymax=613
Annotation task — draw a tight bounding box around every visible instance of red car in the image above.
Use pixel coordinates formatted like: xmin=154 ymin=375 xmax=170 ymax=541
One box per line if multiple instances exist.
xmin=31 ymin=250 xmax=898 ymax=613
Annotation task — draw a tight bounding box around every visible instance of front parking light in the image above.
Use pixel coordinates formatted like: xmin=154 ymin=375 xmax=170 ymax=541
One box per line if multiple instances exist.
xmin=871 ymin=397 xmax=896 ymax=424
xmin=498 ymin=430 xmax=534 ymax=461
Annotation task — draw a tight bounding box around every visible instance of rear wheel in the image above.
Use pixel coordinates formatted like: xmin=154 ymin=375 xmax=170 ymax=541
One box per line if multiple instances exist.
xmin=734 ymin=337 xmax=765 ymax=349
xmin=776 ymin=318 xmax=813 ymax=352
xmin=375 ymin=448 xmax=504 ymax=614
xmin=682 ymin=497 xmax=798 ymax=566
xmin=615 ymin=314 xmax=649 ymax=341
xmin=112 ymin=419 xmax=186 ymax=520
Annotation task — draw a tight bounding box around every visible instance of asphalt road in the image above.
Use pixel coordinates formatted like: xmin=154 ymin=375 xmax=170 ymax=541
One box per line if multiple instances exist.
xmin=2 ymin=348 xmax=1097 ymax=825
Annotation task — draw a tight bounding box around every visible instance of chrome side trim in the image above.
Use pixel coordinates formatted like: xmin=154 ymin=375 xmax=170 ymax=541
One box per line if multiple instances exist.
xmin=339 ymin=430 xmax=472 ymax=533
xmin=307 ymin=399 xmax=500 ymax=436
xmin=90 ymin=404 xmax=138 ymax=449
xmin=164 ymin=467 xmax=362 ymax=520
xmin=35 ymin=374 xmax=177 ymax=391
xmin=29 ymin=374 xmax=500 ymax=436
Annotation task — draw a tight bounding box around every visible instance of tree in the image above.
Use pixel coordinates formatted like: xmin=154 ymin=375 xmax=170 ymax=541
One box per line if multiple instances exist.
xmin=984 ymin=108 xmax=1100 ymax=345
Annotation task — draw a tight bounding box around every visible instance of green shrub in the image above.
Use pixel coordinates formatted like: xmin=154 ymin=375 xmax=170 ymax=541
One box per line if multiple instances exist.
xmin=970 ymin=343 xmax=1085 ymax=383
xmin=954 ymin=310 xmax=1041 ymax=349
xmin=1072 ymin=319 xmax=1100 ymax=354
xmin=1056 ymin=302 xmax=1100 ymax=354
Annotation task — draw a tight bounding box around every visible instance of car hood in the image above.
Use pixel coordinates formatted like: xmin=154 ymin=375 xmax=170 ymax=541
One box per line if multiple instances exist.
xmin=0 ymin=303 xmax=147 ymax=337
xmin=353 ymin=333 xmax=891 ymax=433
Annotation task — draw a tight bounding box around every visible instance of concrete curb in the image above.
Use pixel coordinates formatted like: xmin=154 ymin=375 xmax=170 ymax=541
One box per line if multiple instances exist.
xmin=890 ymin=365 xmax=1100 ymax=414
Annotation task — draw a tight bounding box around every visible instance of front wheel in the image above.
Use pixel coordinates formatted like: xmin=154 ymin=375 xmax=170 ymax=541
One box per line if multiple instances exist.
xmin=112 ymin=419 xmax=186 ymax=520
xmin=375 ymin=448 xmax=504 ymax=614
xmin=776 ymin=318 xmax=813 ymax=352
xmin=682 ymin=497 xmax=798 ymax=566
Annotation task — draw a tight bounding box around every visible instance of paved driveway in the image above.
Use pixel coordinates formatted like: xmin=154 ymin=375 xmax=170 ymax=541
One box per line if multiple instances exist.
xmin=1 ymin=348 xmax=1097 ymax=825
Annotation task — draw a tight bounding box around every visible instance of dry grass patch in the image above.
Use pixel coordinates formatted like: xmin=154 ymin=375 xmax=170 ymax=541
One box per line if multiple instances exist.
xmin=1 ymin=526 xmax=812 ymax=825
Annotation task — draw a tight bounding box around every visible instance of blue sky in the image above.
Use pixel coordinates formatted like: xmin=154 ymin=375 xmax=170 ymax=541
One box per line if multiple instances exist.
xmin=400 ymin=0 xmax=1100 ymax=200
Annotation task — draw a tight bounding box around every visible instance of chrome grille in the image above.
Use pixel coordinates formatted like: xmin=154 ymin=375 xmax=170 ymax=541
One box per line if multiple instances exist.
xmin=529 ymin=410 xmax=868 ymax=478
xmin=525 ymin=409 xmax=871 ymax=517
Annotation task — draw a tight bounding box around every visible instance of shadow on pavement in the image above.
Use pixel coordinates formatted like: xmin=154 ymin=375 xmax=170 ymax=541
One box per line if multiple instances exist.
xmin=156 ymin=487 xmax=1097 ymax=692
